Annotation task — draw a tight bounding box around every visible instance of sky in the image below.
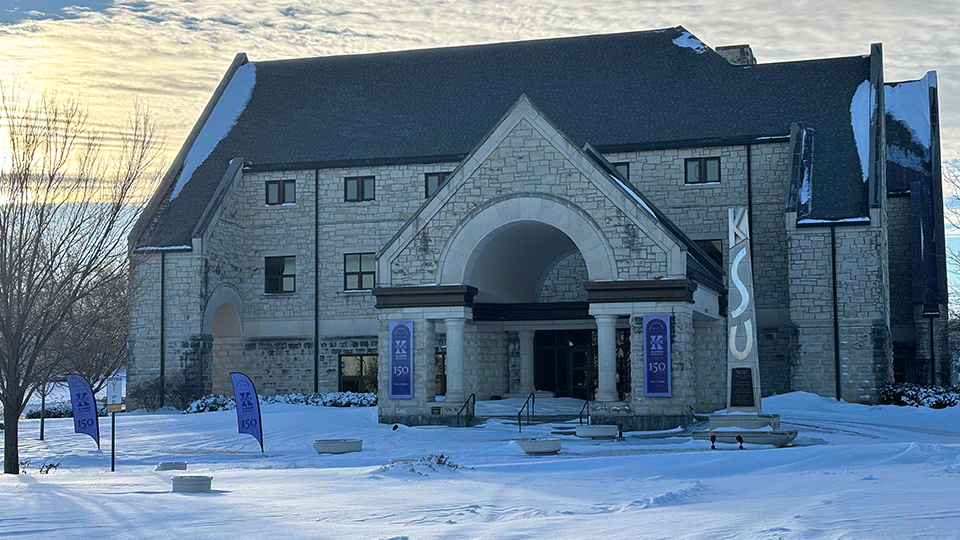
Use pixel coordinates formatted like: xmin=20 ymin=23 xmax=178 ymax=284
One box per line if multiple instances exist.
xmin=4 ymin=391 xmax=960 ymax=538
xmin=0 ymin=0 xmax=958 ymax=172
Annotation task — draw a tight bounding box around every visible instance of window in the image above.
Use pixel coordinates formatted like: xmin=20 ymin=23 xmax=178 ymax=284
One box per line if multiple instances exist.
xmin=266 ymin=179 xmax=295 ymax=205
xmin=435 ymin=349 xmax=446 ymax=396
xmin=685 ymin=157 xmax=720 ymax=184
xmin=694 ymin=239 xmax=724 ymax=269
xmin=339 ymin=354 xmax=378 ymax=393
xmin=613 ymin=162 xmax=630 ymax=180
xmin=265 ymin=256 xmax=296 ymax=293
xmin=344 ymin=175 xmax=375 ymax=201
xmin=425 ymin=171 xmax=449 ymax=198
xmin=344 ymin=252 xmax=376 ymax=290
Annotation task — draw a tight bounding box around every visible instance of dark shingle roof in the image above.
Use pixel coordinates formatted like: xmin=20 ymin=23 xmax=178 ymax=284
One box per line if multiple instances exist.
xmin=134 ymin=26 xmax=872 ymax=248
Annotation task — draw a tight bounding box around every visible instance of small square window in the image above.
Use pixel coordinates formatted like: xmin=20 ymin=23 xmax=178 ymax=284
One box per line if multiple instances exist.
xmin=265 ymin=256 xmax=296 ymax=293
xmin=684 ymin=157 xmax=721 ymax=184
xmin=345 ymin=176 xmax=375 ymax=202
xmin=266 ymin=179 xmax=295 ymax=205
xmin=694 ymin=239 xmax=724 ymax=269
xmin=344 ymin=252 xmax=376 ymax=290
xmin=425 ymin=172 xmax=449 ymax=198
xmin=338 ymin=354 xmax=378 ymax=393
xmin=613 ymin=162 xmax=630 ymax=180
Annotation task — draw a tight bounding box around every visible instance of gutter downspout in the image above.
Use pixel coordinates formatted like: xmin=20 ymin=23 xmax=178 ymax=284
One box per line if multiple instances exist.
xmin=831 ymin=226 xmax=841 ymax=400
xmin=747 ymin=144 xmax=754 ymax=255
xmin=929 ymin=317 xmax=936 ymax=385
xmin=314 ymin=168 xmax=320 ymax=393
xmin=160 ymin=252 xmax=166 ymax=407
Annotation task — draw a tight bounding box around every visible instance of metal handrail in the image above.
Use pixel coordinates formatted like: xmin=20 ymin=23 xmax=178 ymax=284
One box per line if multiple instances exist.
xmin=579 ymin=399 xmax=591 ymax=425
xmin=517 ymin=392 xmax=535 ymax=433
xmin=456 ymin=393 xmax=476 ymax=427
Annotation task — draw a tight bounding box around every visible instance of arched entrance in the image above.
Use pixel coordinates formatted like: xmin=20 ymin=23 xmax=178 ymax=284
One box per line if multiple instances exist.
xmin=435 ymin=196 xmax=629 ymax=400
xmin=203 ymin=286 xmax=244 ymax=395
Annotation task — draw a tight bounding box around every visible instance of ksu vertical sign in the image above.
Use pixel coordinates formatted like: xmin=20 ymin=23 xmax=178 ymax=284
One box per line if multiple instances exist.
xmin=389 ymin=321 xmax=413 ymax=399
xmin=643 ymin=315 xmax=671 ymax=397
xmin=66 ymin=374 xmax=100 ymax=449
xmin=230 ymin=372 xmax=264 ymax=453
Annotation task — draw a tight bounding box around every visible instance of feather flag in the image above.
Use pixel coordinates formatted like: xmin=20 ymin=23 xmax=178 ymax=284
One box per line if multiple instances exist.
xmin=230 ymin=372 xmax=263 ymax=452
xmin=66 ymin=374 xmax=100 ymax=449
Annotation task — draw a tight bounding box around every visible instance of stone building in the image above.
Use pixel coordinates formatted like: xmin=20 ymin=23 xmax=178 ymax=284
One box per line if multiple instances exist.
xmin=128 ymin=27 xmax=948 ymax=427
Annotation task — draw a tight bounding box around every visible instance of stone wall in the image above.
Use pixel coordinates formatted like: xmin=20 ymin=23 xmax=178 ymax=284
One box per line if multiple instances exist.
xmin=787 ymin=223 xmax=891 ymax=402
xmin=693 ymin=318 xmax=726 ymax=412
xmin=127 ymin=250 xmax=208 ymax=405
xmin=537 ymin=251 xmax=589 ymax=303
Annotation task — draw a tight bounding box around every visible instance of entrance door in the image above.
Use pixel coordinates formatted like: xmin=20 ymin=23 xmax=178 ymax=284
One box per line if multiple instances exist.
xmin=534 ymin=330 xmax=595 ymax=400
xmin=569 ymin=347 xmax=592 ymax=400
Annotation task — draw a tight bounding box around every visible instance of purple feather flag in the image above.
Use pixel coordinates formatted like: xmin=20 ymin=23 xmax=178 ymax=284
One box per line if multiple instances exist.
xmin=66 ymin=374 xmax=100 ymax=449
xmin=230 ymin=372 xmax=263 ymax=452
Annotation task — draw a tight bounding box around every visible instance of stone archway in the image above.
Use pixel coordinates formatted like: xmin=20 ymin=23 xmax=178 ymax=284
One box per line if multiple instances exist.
xmin=433 ymin=193 xmax=624 ymax=400
xmin=437 ymin=193 xmax=618 ymax=294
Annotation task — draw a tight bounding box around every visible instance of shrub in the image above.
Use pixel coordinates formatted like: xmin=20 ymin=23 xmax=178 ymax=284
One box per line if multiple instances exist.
xmin=184 ymin=394 xmax=235 ymax=413
xmin=24 ymin=401 xmax=107 ymax=419
xmin=879 ymin=382 xmax=960 ymax=409
xmin=184 ymin=391 xmax=376 ymax=413
xmin=127 ymin=376 xmax=165 ymax=412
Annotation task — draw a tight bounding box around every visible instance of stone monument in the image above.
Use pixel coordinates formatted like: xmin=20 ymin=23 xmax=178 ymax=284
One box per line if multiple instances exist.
xmin=693 ymin=208 xmax=798 ymax=447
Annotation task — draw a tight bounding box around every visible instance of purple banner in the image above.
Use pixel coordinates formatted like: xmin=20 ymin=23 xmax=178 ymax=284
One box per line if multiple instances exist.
xmin=643 ymin=315 xmax=671 ymax=397
xmin=230 ymin=372 xmax=263 ymax=452
xmin=66 ymin=374 xmax=100 ymax=449
xmin=389 ymin=321 xmax=413 ymax=399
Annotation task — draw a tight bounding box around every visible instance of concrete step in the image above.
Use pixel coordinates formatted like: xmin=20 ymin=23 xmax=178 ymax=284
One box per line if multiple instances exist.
xmin=479 ymin=414 xmax=582 ymax=425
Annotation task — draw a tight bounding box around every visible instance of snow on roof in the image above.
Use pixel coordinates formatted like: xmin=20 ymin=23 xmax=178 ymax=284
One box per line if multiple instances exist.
xmin=610 ymin=174 xmax=655 ymax=217
xmin=850 ymin=79 xmax=873 ymax=184
xmin=672 ymin=31 xmax=707 ymax=54
xmin=885 ymin=72 xmax=935 ymax=149
xmin=170 ymin=62 xmax=257 ymax=200
xmin=797 ymin=216 xmax=871 ymax=225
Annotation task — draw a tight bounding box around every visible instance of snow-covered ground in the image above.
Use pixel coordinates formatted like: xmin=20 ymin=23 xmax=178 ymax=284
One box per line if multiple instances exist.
xmin=4 ymin=392 xmax=960 ymax=539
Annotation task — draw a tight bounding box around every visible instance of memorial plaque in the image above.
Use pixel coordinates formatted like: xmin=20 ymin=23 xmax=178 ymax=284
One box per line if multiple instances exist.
xmin=729 ymin=367 xmax=755 ymax=408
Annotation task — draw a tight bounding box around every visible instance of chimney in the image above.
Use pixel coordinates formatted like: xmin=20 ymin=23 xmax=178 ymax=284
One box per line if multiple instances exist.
xmin=716 ymin=44 xmax=757 ymax=66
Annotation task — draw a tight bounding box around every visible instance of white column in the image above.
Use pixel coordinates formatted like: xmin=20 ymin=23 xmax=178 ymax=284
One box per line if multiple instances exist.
xmin=444 ymin=318 xmax=466 ymax=402
xmin=595 ymin=314 xmax=618 ymax=401
xmin=518 ymin=330 xmax=535 ymax=395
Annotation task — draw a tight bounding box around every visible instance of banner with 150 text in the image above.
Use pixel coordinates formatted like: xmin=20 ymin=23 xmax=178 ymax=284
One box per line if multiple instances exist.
xmin=67 ymin=374 xmax=100 ymax=449
xmin=230 ymin=372 xmax=264 ymax=452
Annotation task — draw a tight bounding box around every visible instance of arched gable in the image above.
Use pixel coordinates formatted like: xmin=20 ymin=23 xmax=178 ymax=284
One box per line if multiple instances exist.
xmin=437 ymin=193 xmax=617 ymax=286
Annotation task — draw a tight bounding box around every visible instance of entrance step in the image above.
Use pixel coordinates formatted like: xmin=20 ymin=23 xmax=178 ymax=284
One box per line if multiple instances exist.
xmin=551 ymin=424 xmax=578 ymax=436
xmin=480 ymin=414 xmax=582 ymax=426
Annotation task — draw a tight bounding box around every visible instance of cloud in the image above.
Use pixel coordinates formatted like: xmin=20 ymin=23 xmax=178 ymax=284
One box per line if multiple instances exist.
xmin=0 ymin=0 xmax=957 ymax=166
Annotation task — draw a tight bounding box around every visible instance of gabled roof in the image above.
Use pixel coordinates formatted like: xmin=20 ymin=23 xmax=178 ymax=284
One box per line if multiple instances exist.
xmin=133 ymin=26 xmax=876 ymax=249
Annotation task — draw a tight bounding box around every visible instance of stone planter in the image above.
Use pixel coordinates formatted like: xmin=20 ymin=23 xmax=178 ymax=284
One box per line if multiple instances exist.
xmin=158 ymin=461 xmax=187 ymax=471
xmin=313 ymin=439 xmax=362 ymax=454
xmin=575 ymin=425 xmax=618 ymax=439
xmin=514 ymin=437 xmax=561 ymax=455
xmin=171 ymin=475 xmax=212 ymax=493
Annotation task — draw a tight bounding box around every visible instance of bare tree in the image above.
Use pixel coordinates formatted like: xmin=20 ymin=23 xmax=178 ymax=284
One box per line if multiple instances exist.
xmin=48 ymin=270 xmax=129 ymax=393
xmin=0 ymin=83 xmax=160 ymax=474
xmin=944 ymin=162 xmax=960 ymax=310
